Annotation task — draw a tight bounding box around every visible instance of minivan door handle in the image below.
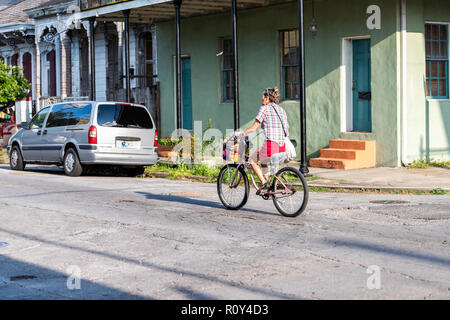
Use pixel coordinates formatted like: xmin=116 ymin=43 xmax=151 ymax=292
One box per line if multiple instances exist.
xmin=37 ymin=130 xmax=42 ymax=136
xmin=43 ymin=130 xmax=48 ymax=135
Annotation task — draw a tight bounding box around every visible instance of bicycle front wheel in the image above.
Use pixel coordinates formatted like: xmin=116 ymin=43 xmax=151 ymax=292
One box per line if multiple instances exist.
xmin=272 ymin=167 xmax=309 ymax=217
xmin=217 ymin=164 xmax=250 ymax=210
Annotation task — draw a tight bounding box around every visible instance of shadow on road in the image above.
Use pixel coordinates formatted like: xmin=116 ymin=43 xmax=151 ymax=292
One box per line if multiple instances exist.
xmin=326 ymin=238 xmax=450 ymax=268
xmin=0 ymin=255 xmax=148 ymax=300
xmin=173 ymin=286 xmax=218 ymax=300
xmin=0 ymin=227 xmax=302 ymax=300
xmin=0 ymin=165 xmax=139 ymax=178
xmin=136 ymin=191 xmax=279 ymax=217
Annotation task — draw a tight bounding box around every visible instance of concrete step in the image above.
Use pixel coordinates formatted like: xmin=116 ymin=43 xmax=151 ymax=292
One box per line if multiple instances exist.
xmin=320 ymin=148 xmax=358 ymax=160
xmin=330 ymin=139 xmax=367 ymax=150
xmin=310 ymin=158 xmax=347 ymax=170
xmin=310 ymin=139 xmax=376 ymax=170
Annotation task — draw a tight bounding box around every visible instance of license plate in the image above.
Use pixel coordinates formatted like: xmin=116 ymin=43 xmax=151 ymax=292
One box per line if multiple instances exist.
xmin=117 ymin=140 xmax=140 ymax=149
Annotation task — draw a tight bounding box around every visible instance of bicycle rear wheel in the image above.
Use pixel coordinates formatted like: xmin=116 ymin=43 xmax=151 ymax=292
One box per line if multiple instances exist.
xmin=272 ymin=167 xmax=309 ymax=217
xmin=217 ymin=164 xmax=250 ymax=210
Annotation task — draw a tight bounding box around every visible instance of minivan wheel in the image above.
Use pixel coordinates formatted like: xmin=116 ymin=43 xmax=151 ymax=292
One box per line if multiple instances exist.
xmin=10 ymin=146 xmax=25 ymax=171
xmin=64 ymin=148 xmax=83 ymax=177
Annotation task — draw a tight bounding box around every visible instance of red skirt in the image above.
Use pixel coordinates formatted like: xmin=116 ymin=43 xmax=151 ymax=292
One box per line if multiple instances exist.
xmin=259 ymin=141 xmax=286 ymax=160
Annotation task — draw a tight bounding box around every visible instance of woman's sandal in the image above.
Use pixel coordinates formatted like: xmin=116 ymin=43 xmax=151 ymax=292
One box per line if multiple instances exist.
xmin=256 ymin=182 xmax=270 ymax=196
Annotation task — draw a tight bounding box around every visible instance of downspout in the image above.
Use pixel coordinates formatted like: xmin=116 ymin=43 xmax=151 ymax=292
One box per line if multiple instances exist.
xmin=401 ymin=0 xmax=410 ymax=166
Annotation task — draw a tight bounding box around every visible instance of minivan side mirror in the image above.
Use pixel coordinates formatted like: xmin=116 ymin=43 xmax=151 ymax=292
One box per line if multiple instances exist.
xmin=21 ymin=122 xmax=29 ymax=129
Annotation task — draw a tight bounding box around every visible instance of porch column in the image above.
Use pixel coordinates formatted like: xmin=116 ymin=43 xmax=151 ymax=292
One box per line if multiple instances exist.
xmin=60 ymin=31 xmax=72 ymax=98
xmin=55 ymin=34 xmax=61 ymax=97
xmin=298 ymin=0 xmax=309 ymax=174
xmin=88 ymin=17 xmax=96 ymax=101
xmin=123 ymin=9 xmax=131 ymax=103
xmin=232 ymin=0 xmax=240 ymax=130
xmin=34 ymin=44 xmax=41 ymax=108
xmin=174 ymin=0 xmax=182 ymax=131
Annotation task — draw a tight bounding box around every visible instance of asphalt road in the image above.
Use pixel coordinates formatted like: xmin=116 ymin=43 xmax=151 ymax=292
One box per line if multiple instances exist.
xmin=0 ymin=165 xmax=449 ymax=300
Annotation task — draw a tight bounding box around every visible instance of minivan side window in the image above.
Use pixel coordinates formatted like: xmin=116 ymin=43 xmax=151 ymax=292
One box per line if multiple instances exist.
xmin=67 ymin=103 xmax=92 ymax=126
xmin=46 ymin=103 xmax=92 ymax=128
xmin=28 ymin=107 xmax=50 ymax=129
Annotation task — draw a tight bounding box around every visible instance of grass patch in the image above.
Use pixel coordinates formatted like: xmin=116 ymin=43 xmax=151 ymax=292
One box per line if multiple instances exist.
xmin=431 ymin=188 xmax=446 ymax=195
xmin=308 ymin=186 xmax=448 ymax=195
xmin=407 ymin=158 xmax=450 ymax=169
xmin=145 ymin=163 xmax=220 ymax=181
xmin=144 ymin=163 xmax=449 ymax=195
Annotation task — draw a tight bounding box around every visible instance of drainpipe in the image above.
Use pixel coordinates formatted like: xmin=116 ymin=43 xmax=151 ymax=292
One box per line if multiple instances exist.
xmin=88 ymin=17 xmax=96 ymax=101
xmin=174 ymin=0 xmax=182 ymax=131
xmin=298 ymin=0 xmax=309 ymax=174
xmin=401 ymin=0 xmax=410 ymax=166
xmin=232 ymin=0 xmax=240 ymax=131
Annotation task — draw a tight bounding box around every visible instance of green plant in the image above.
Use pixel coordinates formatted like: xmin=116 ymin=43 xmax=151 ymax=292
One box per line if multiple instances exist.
xmin=159 ymin=137 xmax=181 ymax=147
xmin=0 ymin=61 xmax=30 ymax=108
xmin=431 ymin=188 xmax=446 ymax=195
xmin=407 ymin=158 xmax=450 ymax=169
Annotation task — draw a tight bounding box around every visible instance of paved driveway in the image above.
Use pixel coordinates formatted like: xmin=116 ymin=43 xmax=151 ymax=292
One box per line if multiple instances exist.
xmin=0 ymin=165 xmax=449 ymax=299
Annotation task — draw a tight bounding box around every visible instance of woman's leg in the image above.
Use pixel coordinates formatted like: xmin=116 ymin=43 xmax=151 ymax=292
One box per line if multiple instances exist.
xmin=250 ymin=160 xmax=267 ymax=185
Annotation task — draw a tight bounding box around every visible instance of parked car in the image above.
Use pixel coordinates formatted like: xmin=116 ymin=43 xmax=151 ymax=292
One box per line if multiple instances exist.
xmin=7 ymin=102 xmax=158 ymax=177
xmin=1 ymin=123 xmax=20 ymax=147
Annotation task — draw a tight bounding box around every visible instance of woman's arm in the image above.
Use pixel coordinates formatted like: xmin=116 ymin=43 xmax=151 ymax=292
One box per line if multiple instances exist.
xmin=242 ymin=120 xmax=260 ymax=135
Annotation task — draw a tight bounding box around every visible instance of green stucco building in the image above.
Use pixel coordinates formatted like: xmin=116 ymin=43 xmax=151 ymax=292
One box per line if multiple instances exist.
xmin=155 ymin=0 xmax=450 ymax=167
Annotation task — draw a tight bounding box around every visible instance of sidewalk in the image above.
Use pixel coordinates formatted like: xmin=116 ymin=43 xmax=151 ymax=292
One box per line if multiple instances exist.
xmin=302 ymin=165 xmax=450 ymax=192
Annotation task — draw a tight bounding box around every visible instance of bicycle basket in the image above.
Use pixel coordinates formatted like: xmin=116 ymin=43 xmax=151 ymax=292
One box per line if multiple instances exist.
xmin=223 ymin=137 xmax=249 ymax=163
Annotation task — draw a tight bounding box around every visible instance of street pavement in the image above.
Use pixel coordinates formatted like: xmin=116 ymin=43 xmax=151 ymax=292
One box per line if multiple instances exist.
xmin=0 ymin=165 xmax=449 ymax=300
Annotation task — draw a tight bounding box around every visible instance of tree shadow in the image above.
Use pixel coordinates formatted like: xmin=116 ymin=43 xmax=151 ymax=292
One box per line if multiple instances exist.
xmin=325 ymin=238 xmax=450 ymax=268
xmin=136 ymin=191 xmax=279 ymax=217
xmin=0 ymin=227 xmax=302 ymax=300
xmin=0 ymin=255 xmax=148 ymax=300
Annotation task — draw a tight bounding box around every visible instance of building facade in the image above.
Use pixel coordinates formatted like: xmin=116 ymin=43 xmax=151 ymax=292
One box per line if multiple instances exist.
xmin=2 ymin=0 xmax=449 ymax=167
xmin=154 ymin=0 xmax=450 ymax=166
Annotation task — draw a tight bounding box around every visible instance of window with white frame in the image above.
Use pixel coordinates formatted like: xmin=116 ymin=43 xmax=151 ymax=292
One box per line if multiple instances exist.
xmin=425 ymin=23 xmax=449 ymax=99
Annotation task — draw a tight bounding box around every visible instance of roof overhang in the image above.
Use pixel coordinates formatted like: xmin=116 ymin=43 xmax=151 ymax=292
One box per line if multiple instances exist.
xmin=26 ymin=0 xmax=78 ymax=19
xmin=0 ymin=23 xmax=35 ymax=34
xmin=78 ymin=0 xmax=278 ymax=24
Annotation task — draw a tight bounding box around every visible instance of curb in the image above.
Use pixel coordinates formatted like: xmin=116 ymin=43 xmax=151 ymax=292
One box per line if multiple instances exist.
xmin=308 ymin=183 xmax=449 ymax=193
xmin=146 ymin=172 xmax=448 ymax=194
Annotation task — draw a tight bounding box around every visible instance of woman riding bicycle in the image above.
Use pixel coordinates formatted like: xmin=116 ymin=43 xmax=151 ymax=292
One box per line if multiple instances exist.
xmin=238 ymin=87 xmax=289 ymax=194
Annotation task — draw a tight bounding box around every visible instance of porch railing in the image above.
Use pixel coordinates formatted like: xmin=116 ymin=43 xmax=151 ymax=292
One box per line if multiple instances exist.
xmin=38 ymin=96 xmax=90 ymax=110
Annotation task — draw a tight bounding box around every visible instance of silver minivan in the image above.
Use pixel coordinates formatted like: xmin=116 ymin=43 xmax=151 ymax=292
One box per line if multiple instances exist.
xmin=7 ymin=101 xmax=158 ymax=176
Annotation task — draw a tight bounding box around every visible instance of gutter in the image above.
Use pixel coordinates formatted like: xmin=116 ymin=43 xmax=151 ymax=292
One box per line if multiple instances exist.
xmin=401 ymin=0 xmax=410 ymax=166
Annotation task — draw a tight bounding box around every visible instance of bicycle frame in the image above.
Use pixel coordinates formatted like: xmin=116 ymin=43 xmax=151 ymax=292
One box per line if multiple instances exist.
xmin=226 ymin=161 xmax=293 ymax=196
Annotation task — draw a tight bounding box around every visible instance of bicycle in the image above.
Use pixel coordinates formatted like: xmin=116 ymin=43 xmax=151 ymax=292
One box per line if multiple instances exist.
xmin=217 ymin=134 xmax=309 ymax=218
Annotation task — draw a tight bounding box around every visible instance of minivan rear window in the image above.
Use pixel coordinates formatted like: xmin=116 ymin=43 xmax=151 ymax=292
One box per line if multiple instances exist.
xmin=97 ymin=104 xmax=154 ymax=129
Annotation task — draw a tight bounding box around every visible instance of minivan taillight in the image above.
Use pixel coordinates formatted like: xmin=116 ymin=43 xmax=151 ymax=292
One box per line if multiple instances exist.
xmin=88 ymin=126 xmax=97 ymax=144
xmin=154 ymin=130 xmax=158 ymax=147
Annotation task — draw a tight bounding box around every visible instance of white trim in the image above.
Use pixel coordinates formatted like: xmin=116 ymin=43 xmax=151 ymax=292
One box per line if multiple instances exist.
xmin=424 ymin=21 xmax=450 ymax=25
xmin=79 ymin=0 xmax=171 ymax=20
xmin=340 ymin=35 xmax=371 ymax=133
